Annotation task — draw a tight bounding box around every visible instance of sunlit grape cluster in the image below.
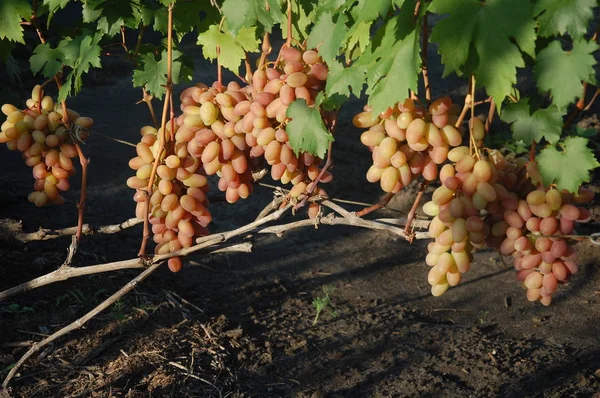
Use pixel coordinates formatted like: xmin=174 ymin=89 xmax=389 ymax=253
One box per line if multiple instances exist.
xmin=0 ymin=85 xmax=92 ymax=207
xmin=126 ymin=123 xmax=211 ymax=257
xmin=242 ymin=46 xmax=332 ymax=198
xmin=174 ymin=46 xmax=332 ymax=208
xmin=422 ymin=142 xmax=594 ymax=305
xmin=423 ymin=147 xmax=512 ymax=296
xmin=499 ymin=162 xmax=593 ymax=306
xmin=178 ymin=81 xmax=254 ymax=204
xmin=353 ymin=96 xmax=463 ymax=193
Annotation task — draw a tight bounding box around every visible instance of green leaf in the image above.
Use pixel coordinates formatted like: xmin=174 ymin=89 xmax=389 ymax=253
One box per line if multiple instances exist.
xmin=536 ymin=137 xmax=599 ymax=192
xmin=306 ymin=12 xmax=347 ymax=64
xmin=349 ymin=0 xmax=390 ymax=23
xmin=326 ymin=61 xmax=365 ymax=99
xmin=44 ymin=0 xmax=70 ymax=24
xmin=234 ymin=26 xmax=260 ymax=52
xmin=573 ymin=125 xmax=597 ymax=138
xmin=132 ymin=50 xmax=188 ymax=99
xmin=44 ymin=0 xmax=70 ymax=12
xmin=30 ymin=43 xmax=64 ymax=77
xmin=429 ymin=0 xmax=536 ymax=109
xmin=355 ymin=8 xmax=420 ymax=116
xmin=286 ymin=99 xmax=334 ymax=158
xmin=0 ymin=0 xmax=32 ymax=43
xmin=83 ymin=0 xmax=136 ymax=36
xmin=62 ymin=33 xmax=102 ymax=74
xmin=281 ymin=0 xmax=316 ymax=42
xmin=197 ymin=25 xmax=258 ymax=74
xmin=153 ymin=1 xmax=217 ymax=35
xmin=535 ymin=39 xmax=598 ymax=111
xmin=322 ymin=61 xmax=366 ymax=109
xmin=368 ymin=29 xmax=420 ymax=115
xmin=499 ymin=98 xmax=564 ymax=145
xmin=534 ymin=0 xmax=595 ymax=39
xmin=222 ymin=0 xmax=284 ymax=35
xmin=354 ymin=12 xmax=404 ymax=68
xmin=312 ymin=0 xmax=347 ymax=23
xmin=57 ymin=33 xmax=102 ymax=101
xmin=344 ymin=21 xmax=372 ymax=61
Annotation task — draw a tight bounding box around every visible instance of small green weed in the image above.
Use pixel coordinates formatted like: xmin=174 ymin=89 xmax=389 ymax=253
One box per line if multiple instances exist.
xmin=312 ymin=285 xmax=337 ymax=325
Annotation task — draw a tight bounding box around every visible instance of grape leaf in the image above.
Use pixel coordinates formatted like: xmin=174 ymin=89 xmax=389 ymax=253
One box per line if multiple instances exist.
xmin=197 ymin=25 xmax=259 ymax=74
xmin=222 ymin=0 xmax=283 ymax=35
xmin=354 ymin=13 xmax=404 ymax=71
xmin=281 ymin=0 xmax=315 ymax=42
xmin=348 ymin=0 xmax=390 ymax=23
xmin=234 ymin=26 xmax=260 ymax=52
xmin=82 ymin=0 xmax=136 ymax=36
xmin=0 ymin=0 xmax=32 ymax=43
xmin=322 ymin=61 xmax=365 ymax=109
xmin=368 ymin=29 xmax=420 ymax=116
xmin=535 ymin=39 xmax=598 ymax=111
xmin=30 ymin=43 xmax=64 ymax=77
xmin=44 ymin=0 xmax=70 ymax=11
xmin=153 ymin=1 xmax=218 ymax=35
xmin=573 ymin=125 xmax=597 ymax=138
xmin=534 ymin=0 xmax=595 ymax=39
xmin=429 ymin=0 xmax=536 ymax=110
xmin=536 ymin=137 xmax=599 ymax=193
xmin=326 ymin=61 xmax=365 ymax=99
xmin=132 ymin=50 xmax=188 ymax=99
xmin=44 ymin=0 xmax=70 ymax=24
xmin=313 ymin=0 xmax=347 ymax=20
xmin=344 ymin=21 xmax=371 ymax=60
xmin=348 ymin=5 xmax=420 ymax=115
xmin=57 ymin=33 xmax=102 ymax=101
xmin=286 ymin=99 xmax=334 ymax=158
xmin=61 ymin=33 xmax=102 ymax=73
xmin=306 ymin=12 xmax=347 ymax=65
xmin=500 ymin=98 xmax=564 ymax=145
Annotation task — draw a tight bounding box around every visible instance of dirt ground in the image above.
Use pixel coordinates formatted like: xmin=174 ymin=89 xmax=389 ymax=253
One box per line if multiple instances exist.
xmin=1 ymin=43 xmax=600 ymax=398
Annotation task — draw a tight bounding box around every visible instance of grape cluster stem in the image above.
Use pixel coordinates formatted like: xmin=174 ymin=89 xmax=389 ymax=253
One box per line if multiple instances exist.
xmin=404 ymin=181 xmax=429 ymax=241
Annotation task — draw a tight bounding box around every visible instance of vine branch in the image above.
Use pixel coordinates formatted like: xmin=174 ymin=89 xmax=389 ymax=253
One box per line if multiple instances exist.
xmin=11 ymin=218 xmax=142 ymax=243
xmin=0 ymin=196 xmax=434 ymax=304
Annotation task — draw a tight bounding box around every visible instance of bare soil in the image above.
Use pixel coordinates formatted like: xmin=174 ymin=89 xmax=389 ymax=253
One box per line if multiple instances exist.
xmin=1 ymin=48 xmax=600 ymax=398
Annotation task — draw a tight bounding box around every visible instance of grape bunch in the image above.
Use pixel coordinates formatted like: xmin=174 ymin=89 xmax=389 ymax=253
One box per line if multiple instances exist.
xmin=499 ymin=163 xmax=594 ymax=306
xmin=0 ymin=85 xmax=93 ymax=207
xmin=422 ymin=145 xmax=594 ymax=305
xmin=175 ymin=46 xmax=332 ymax=206
xmin=353 ymin=97 xmax=463 ymax=193
xmin=178 ymin=81 xmax=254 ymax=204
xmin=422 ymin=147 xmax=511 ymax=296
xmin=239 ymin=46 xmax=332 ymax=195
xmin=126 ymin=123 xmax=211 ymax=259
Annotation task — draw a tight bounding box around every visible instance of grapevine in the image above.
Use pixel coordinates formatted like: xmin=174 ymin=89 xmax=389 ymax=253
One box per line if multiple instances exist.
xmin=1 ymin=0 xmax=600 ymax=391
